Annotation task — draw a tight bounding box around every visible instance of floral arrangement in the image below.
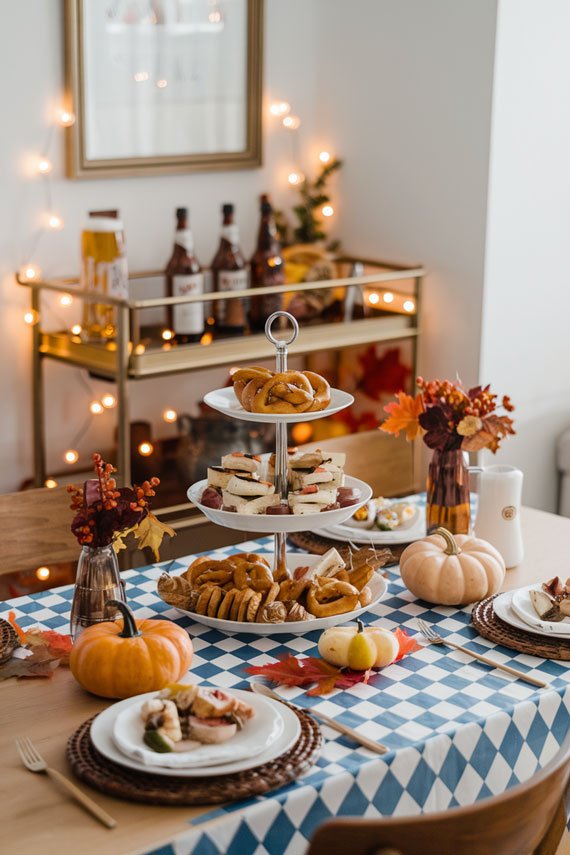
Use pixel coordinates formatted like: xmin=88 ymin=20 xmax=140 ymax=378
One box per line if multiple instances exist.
xmin=381 ymin=378 xmax=515 ymax=453
xmin=68 ymin=453 xmax=174 ymax=560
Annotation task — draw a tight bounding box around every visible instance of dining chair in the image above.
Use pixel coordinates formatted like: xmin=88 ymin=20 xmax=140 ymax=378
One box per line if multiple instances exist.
xmin=0 ymin=485 xmax=77 ymax=576
xmin=307 ymin=732 xmax=570 ymax=855
xmin=297 ymin=429 xmax=420 ymax=498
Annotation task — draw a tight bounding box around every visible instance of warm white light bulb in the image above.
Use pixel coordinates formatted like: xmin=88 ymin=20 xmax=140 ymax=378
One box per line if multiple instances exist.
xmin=64 ymin=449 xmax=79 ymax=464
xmin=163 ymin=408 xmax=178 ymax=423
xmin=403 ymin=299 xmax=415 ymax=312
xmin=89 ymin=400 xmax=104 ymax=415
xmin=134 ymin=71 xmax=150 ymax=82
xmin=269 ymin=100 xmax=291 ymax=117
xmin=288 ymin=171 xmax=304 ymax=186
xmin=47 ymin=213 xmax=64 ymax=231
xmin=368 ymin=292 xmax=380 ymax=305
xmin=161 ymin=328 xmax=174 ymax=341
xmin=138 ymin=441 xmax=154 ymax=457
xmin=44 ymin=478 xmax=58 ymax=488
xmin=383 ymin=292 xmax=394 ymax=304
xmin=20 ymin=264 xmax=42 ymax=282
xmin=58 ymin=109 xmax=75 ymax=127
xmin=71 ymin=324 xmax=82 ymax=336
xmin=37 ymin=157 xmax=52 ymax=175
xmin=24 ymin=310 xmax=40 ymax=326
xmin=319 ymin=151 xmax=331 ymax=164
xmin=36 ymin=566 xmax=50 ymax=580
xmin=156 ymin=78 xmax=168 ymax=89
xmin=321 ymin=204 xmax=334 ymax=217
xmin=134 ymin=343 xmax=146 ymax=355
xmin=59 ymin=294 xmax=73 ymax=307
xmin=101 ymin=393 xmax=116 ymax=408
xmin=282 ymin=115 xmax=301 ymax=130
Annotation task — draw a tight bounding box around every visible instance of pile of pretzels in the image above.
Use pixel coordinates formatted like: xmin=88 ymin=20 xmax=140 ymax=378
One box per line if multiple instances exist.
xmin=231 ymin=365 xmax=331 ymax=414
xmin=157 ymin=547 xmax=384 ymax=624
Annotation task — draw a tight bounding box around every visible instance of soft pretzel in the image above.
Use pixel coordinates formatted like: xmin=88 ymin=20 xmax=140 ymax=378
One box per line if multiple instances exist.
xmin=359 ymin=586 xmax=373 ymax=607
xmin=251 ymin=371 xmax=314 ymax=414
xmin=233 ymin=562 xmax=273 ymax=593
xmin=229 ymin=553 xmax=271 ymax=570
xmin=231 ymin=366 xmax=273 ymax=404
xmin=306 ymin=579 xmax=360 ymax=618
xmin=279 ymin=577 xmax=310 ymax=602
xmin=303 ymin=371 xmax=331 ymax=412
xmin=241 ymin=376 xmax=271 ymax=412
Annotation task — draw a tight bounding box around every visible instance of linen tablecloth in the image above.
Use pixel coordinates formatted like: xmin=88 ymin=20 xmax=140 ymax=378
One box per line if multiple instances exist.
xmin=4 ymin=520 xmax=570 ymax=855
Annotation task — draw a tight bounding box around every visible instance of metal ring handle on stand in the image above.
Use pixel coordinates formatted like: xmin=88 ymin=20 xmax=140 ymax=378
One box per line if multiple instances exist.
xmin=264 ymin=311 xmax=299 ymax=352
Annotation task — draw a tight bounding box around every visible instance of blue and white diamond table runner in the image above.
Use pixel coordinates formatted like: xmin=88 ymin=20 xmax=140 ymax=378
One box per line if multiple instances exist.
xmin=3 ymin=501 xmax=570 ymax=855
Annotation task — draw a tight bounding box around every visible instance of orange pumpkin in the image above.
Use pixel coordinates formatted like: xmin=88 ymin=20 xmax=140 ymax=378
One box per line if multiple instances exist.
xmin=70 ymin=600 xmax=193 ymax=699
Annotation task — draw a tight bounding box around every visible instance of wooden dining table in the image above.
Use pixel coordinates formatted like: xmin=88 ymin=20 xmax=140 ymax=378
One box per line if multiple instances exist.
xmin=2 ymin=505 xmax=570 ymax=855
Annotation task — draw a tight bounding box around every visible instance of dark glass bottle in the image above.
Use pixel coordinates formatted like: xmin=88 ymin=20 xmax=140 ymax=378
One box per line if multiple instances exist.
xmin=165 ymin=207 xmax=204 ymax=343
xmin=249 ymin=194 xmax=285 ymax=331
xmin=211 ymin=204 xmax=248 ymax=335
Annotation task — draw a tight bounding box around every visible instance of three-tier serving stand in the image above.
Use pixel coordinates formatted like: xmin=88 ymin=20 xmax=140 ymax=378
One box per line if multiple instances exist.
xmin=188 ymin=311 xmax=373 ymax=585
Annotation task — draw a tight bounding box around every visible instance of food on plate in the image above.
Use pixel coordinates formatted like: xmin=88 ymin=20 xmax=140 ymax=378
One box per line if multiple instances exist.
xmin=346 ymin=496 xmax=417 ymax=530
xmin=231 ymin=366 xmax=331 ymax=414
xmin=141 ymin=684 xmax=255 ymax=752
xmin=318 ymin=620 xmax=400 ymax=669
xmin=69 ymin=600 xmax=194 ymax=700
xmin=156 ymin=546 xmax=387 ymax=624
xmin=199 ymin=447 xmax=355 ymax=515
xmin=399 ymin=527 xmax=506 ymax=606
xmin=529 ymin=589 xmax=565 ymax=622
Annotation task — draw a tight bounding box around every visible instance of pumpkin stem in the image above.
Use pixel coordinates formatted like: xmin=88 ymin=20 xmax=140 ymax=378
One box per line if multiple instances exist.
xmin=356 ymin=619 xmax=364 ymax=634
xmin=106 ymin=599 xmax=142 ymax=638
xmin=434 ymin=527 xmax=462 ymax=556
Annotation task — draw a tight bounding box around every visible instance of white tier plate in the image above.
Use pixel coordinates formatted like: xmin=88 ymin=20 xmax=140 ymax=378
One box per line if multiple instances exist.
xmin=203 ymin=386 xmax=354 ymax=423
xmin=321 ymin=506 xmax=426 ymax=546
xmin=90 ymin=688 xmax=300 ymax=777
xmin=171 ymin=553 xmax=388 ymax=636
xmin=187 ymin=475 xmax=372 ymax=533
xmin=493 ymin=589 xmax=570 ymax=640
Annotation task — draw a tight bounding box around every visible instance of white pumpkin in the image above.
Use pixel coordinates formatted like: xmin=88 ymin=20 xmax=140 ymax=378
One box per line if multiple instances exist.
xmin=400 ymin=527 xmax=505 ymax=606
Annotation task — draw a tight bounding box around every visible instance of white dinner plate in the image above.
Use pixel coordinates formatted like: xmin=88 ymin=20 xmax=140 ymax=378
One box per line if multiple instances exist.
xmin=492 ymin=591 xmax=570 ymax=641
xmin=187 ymin=475 xmax=372 ymax=534
xmin=509 ymin=584 xmax=570 ymax=636
xmin=203 ymin=386 xmax=354 ymax=423
xmin=321 ymin=505 xmax=426 ymax=546
xmin=90 ymin=688 xmax=301 ymax=777
xmin=113 ymin=689 xmax=283 ymax=769
xmin=171 ymin=553 xmax=389 ymax=636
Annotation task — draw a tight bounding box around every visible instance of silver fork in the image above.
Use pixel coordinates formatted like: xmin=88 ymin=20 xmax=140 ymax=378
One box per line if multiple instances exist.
xmin=16 ymin=737 xmax=117 ymax=828
xmin=416 ymin=618 xmax=549 ymax=689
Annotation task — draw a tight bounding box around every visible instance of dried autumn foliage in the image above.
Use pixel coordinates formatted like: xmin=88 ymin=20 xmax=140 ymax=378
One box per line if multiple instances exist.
xmin=381 ymin=392 xmax=425 ymax=441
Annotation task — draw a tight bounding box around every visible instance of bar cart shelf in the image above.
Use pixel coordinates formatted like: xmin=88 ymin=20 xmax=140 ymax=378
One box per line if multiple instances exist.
xmin=18 ymin=255 xmax=425 ymax=509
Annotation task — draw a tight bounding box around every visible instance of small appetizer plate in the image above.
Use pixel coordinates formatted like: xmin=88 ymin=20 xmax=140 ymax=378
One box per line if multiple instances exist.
xmin=173 ymin=553 xmax=388 ymax=637
xmin=188 ymin=475 xmax=372 ymax=534
xmin=113 ymin=689 xmax=283 ymax=769
xmin=91 ymin=688 xmax=300 ymax=777
xmin=321 ymin=507 xmax=425 ymax=546
xmin=510 ymin=584 xmax=570 ymax=637
xmin=203 ymin=386 xmax=354 ymax=424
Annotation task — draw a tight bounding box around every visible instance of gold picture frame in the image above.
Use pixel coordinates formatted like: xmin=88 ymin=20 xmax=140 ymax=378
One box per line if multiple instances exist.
xmin=64 ymin=0 xmax=263 ymax=179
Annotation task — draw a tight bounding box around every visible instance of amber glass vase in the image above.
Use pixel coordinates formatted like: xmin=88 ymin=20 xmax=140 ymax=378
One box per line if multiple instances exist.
xmin=426 ymin=449 xmax=470 ymax=534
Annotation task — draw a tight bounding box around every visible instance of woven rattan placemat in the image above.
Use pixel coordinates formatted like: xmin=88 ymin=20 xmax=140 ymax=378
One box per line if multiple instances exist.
xmin=472 ymin=595 xmax=570 ymax=661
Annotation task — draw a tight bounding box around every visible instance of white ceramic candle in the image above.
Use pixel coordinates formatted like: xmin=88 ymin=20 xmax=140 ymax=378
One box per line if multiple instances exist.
xmin=474 ymin=465 xmax=524 ymax=568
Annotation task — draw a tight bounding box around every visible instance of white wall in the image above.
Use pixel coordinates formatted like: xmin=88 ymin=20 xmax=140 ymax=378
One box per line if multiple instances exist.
xmin=314 ymin=0 xmax=498 ymax=386
xmin=0 ymin=0 xmax=320 ymax=492
xmin=480 ymin=0 xmax=570 ymax=512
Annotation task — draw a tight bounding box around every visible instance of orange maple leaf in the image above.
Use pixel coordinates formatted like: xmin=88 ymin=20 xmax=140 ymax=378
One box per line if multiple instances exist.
xmin=381 ymin=392 xmax=425 ymax=441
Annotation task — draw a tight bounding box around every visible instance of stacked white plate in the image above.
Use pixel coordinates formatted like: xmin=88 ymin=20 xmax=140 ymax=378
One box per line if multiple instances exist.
xmin=90 ymin=688 xmax=301 ymax=777
xmin=320 ymin=503 xmax=426 ymax=546
xmin=494 ymin=584 xmax=570 ymax=639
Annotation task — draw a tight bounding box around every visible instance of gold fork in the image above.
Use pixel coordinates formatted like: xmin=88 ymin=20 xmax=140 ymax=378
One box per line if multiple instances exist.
xmin=16 ymin=736 xmax=117 ymax=828
xmin=416 ymin=618 xmax=549 ymax=689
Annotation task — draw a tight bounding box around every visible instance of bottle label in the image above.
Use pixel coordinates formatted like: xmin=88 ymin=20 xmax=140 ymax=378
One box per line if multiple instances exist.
xmin=107 ymin=256 xmax=129 ymax=300
xmin=172 ymin=273 xmax=204 ymax=335
xmin=217 ymin=269 xmax=249 ymax=325
xmin=221 ymin=224 xmax=240 ymax=245
xmin=175 ymin=229 xmax=194 ymax=254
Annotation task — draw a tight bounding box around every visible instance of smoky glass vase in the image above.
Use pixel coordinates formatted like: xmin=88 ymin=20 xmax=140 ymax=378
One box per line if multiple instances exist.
xmin=70 ymin=544 xmax=126 ymax=640
xmin=426 ymin=449 xmax=470 ymax=535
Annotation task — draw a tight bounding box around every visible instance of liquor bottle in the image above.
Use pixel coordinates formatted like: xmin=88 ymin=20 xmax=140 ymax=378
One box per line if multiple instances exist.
xmin=211 ymin=203 xmax=248 ymax=335
xmin=344 ymin=261 xmax=366 ymax=321
xmin=249 ymin=194 xmax=285 ymax=332
xmin=81 ymin=210 xmax=128 ymax=340
xmin=165 ymin=207 xmax=204 ymax=343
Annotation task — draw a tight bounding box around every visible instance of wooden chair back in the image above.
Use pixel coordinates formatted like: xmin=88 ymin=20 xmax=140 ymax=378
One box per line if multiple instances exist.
xmin=297 ymin=430 xmax=419 ymax=497
xmin=308 ymin=732 xmax=570 ymax=855
xmin=0 ymin=486 xmax=77 ymax=575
